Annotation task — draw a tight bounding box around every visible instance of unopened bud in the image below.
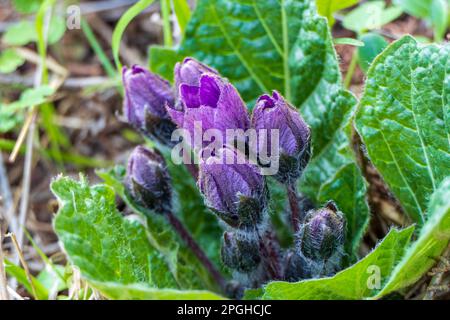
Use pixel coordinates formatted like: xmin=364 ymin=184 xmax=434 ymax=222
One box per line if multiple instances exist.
xmin=126 ymin=146 xmax=172 ymax=214
xmin=221 ymin=232 xmax=261 ymax=272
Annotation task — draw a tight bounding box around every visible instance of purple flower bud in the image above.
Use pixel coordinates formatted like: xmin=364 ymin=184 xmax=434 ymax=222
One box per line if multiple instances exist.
xmin=221 ymin=232 xmax=261 ymax=272
xmin=167 ymin=73 xmax=250 ymax=150
xmin=122 ymin=65 xmax=176 ymax=146
xmin=174 ymin=57 xmax=218 ymax=88
xmin=126 ymin=146 xmax=172 ymax=214
xmin=297 ymin=202 xmax=345 ymax=263
xmin=252 ymin=91 xmax=311 ymax=183
xmin=198 ymin=146 xmax=266 ymax=229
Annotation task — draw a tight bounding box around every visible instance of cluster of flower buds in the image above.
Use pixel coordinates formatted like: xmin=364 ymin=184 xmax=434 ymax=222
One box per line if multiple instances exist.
xmin=121 ymin=57 xmax=346 ymax=293
xmin=167 ymin=59 xmax=250 ymax=151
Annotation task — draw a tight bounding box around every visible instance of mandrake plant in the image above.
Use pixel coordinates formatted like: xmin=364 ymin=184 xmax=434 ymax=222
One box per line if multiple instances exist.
xmin=49 ymin=0 xmax=449 ymax=300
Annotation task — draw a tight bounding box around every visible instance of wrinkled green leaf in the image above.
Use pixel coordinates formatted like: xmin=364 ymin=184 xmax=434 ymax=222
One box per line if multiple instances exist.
xmin=357 ymin=33 xmax=388 ymax=73
xmin=343 ymin=1 xmax=403 ymax=34
xmin=0 ymin=48 xmax=25 ymax=74
xmin=52 ymin=176 xmax=160 ymax=284
xmin=97 ymin=165 xmax=222 ymax=290
xmin=316 ymin=0 xmax=359 ymax=26
xmin=51 ymin=176 xmax=223 ymax=299
xmin=356 ymin=36 xmax=450 ymax=224
xmin=150 ymin=0 xmax=369 ymax=258
xmin=90 ymin=281 xmax=225 ymax=300
xmin=262 ymin=227 xmax=414 ymax=300
xmin=375 ymin=178 xmax=450 ymax=298
xmin=149 ymin=46 xmax=184 ymax=83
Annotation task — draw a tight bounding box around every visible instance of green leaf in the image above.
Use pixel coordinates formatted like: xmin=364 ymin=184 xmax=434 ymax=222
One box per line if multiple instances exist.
xmin=97 ymin=165 xmax=222 ymax=290
xmin=19 ymin=85 xmax=55 ymax=107
xmin=165 ymin=156 xmax=223 ymax=266
xmin=343 ymin=1 xmax=403 ymax=34
xmin=333 ymin=37 xmax=364 ymax=47
xmin=394 ymin=0 xmax=431 ymax=18
xmin=316 ymin=0 xmax=359 ymax=26
xmin=0 ymin=105 xmax=22 ymax=133
xmin=0 ymin=85 xmax=55 ymax=133
xmin=394 ymin=0 xmax=449 ymax=42
xmin=4 ymin=259 xmax=49 ymax=300
xmin=52 ymin=176 xmax=159 ymax=284
xmin=151 ymin=0 xmax=345 ymax=106
xmin=172 ymin=0 xmax=192 ymax=34
xmin=37 ymin=265 xmax=68 ymax=292
xmin=430 ymin=0 xmax=448 ymax=41
xmin=52 ymin=175 xmax=224 ymax=299
xmin=150 ymin=0 xmax=369 ymax=257
xmin=2 ymin=21 xmax=37 ymax=46
xmin=357 ymin=33 xmax=388 ymax=73
xmin=12 ymin=0 xmax=43 ymax=13
xmin=90 ymin=281 xmax=225 ymax=300
xmin=261 ymin=227 xmax=414 ymax=300
xmin=2 ymin=15 xmax=64 ymax=46
xmin=47 ymin=16 xmax=66 ymax=45
xmin=375 ymin=178 xmax=450 ymax=298
xmin=318 ymin=163 xmax=370 ymax=262
xmin=356 ymin=36 xmax=450 ymax=224
xmin=112 ymin=0 xmax=155 ymax=70
xmin=0 ymin=48 xmax=25 ymax=74
xmin=149 ymin=46 xmax=184 ymax=82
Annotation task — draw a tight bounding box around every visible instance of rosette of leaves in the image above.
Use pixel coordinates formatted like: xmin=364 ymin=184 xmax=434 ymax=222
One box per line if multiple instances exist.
xmin=51 ymin=0 xmax=450 ymax=300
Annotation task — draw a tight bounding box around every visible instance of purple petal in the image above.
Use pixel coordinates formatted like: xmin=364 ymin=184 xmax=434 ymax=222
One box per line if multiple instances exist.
xmin=215 ymin=82 xmax=250 ymax=132
xmin=175 ymin=57 xmax=219 ymax=88
xmin=180 ymin=84 xmax=201 ymax=108
xmin=166 ymin=103 xmax=185 ymax=128
xmin=122 ymin=65 xmax=175 ymax=127
xmin=199 ymin=74 xmax=220 ymax=108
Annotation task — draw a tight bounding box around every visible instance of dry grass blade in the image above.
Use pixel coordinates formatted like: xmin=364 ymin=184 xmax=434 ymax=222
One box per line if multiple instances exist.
xmin=7 ymin=286 xmax=24 ymax=300
xmin=15 ymin=47 xmax=69 ymax=78
xmin=0 ymin=153 xmax=16 ymax=234
xmin=7 ymin=233 xmax=38 ymax=300
xmin=0 ymin=226 xmax=10 ymax=300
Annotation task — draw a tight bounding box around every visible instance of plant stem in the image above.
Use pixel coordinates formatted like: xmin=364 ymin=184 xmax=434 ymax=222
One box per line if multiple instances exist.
xmin=287 ymin=184 xmax=301 ymax=233
xmin=344 ymin=48 xmax=359 ymax=89
xmin=161 ymin=0 xmax=173 ymax=47
xmin=166 ymin=212 xmax=226 ymax=292
xmin=257 ymin=229 xmax=283 ymax=280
